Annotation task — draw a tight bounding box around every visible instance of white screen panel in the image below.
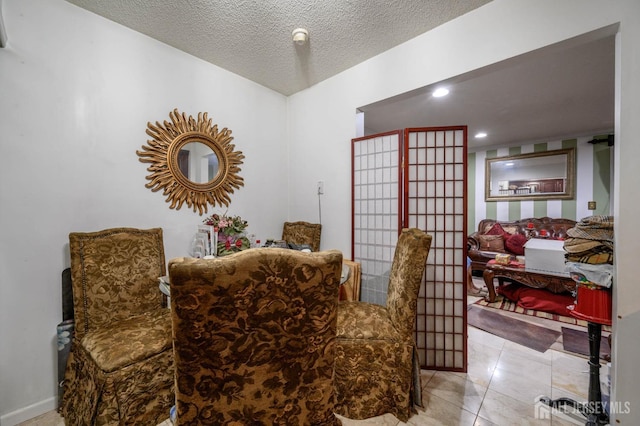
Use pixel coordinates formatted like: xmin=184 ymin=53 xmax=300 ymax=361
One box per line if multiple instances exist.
xmin=352 ymin=133 xmax=402 ymax=305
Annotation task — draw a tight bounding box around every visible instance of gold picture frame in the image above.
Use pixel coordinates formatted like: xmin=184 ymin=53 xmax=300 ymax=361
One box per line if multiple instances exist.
xmin=137 ymin=109 xmax=244 ymax=215
xmin=485 ymin=148 xmax=575 ymax=202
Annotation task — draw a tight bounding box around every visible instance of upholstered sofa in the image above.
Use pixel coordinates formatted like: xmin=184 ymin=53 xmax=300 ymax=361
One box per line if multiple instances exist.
xmin=468 ymin=217 xmax=576 ymax=273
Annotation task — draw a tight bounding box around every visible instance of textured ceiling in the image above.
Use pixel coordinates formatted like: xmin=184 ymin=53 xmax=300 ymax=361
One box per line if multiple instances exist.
xmin=64 ymin=0 xmax=492 ymax=96
xmin=62 ymin=1 xmax=614 ymax=149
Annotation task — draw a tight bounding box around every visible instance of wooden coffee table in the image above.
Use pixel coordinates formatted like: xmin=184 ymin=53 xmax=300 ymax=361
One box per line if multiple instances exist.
xmin=483 ymin=260 xmax=575 ymax=303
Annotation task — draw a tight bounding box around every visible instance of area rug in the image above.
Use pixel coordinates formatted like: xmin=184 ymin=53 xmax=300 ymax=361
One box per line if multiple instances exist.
xmin=561 ymin=327 xmax=611 ymax=360
xmin=467 ymin=305 xmax=561 ymax=352
xmin=474 ymin=295 xmax=589 ymax=327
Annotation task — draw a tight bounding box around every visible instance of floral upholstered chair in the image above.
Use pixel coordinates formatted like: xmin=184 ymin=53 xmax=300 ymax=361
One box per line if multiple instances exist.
xmin=334 ymin=228 xmax=432 ymax=422
xmin=61 ymin=228 xmax=174 ymax=425
xmin=282 ymin=220 xmax=322 ymax=251
xmin=168 ymin=248 xmax=343 ymax=425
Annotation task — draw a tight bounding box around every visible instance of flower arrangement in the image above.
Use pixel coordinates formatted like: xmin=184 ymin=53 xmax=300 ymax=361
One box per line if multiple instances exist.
xmin=203 ymin=213 xmax=250 ymax=256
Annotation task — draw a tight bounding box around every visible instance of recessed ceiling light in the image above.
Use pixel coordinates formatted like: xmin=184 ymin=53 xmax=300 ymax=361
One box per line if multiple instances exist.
xmin=475 ymin=132 xmax=487 ymax=138
xmin=432 ymin=88 xmax=449 ymax=98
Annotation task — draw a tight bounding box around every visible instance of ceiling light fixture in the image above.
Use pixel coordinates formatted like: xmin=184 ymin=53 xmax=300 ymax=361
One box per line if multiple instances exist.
xmin=432 ymin=88 xmax=449 ymax=98
xmin=292 ymin=28 xmax=309 ymax=45
xmin=475 ymin=132 xmax=487 ymax=138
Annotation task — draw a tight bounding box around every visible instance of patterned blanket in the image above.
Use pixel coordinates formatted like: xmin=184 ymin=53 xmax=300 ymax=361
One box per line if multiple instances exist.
xmin=564 ymin=215 xmax=613 ymax=263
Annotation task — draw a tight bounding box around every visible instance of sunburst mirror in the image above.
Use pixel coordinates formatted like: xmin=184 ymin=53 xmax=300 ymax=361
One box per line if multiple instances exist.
xmin=137 ymin=109 xmax=244 ymax=215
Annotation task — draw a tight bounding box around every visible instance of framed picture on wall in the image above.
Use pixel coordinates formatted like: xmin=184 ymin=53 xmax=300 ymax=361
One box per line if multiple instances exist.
xmin=485 ymin=147 xmax=576 ymax=202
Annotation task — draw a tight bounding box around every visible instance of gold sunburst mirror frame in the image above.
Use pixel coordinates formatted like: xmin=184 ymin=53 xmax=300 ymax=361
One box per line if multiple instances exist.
xmin=137 ymin=109 xmax=244 ymax=215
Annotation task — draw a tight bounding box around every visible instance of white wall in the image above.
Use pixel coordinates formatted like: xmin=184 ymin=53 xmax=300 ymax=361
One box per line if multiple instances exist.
xmin=287 ymin=0 xmax=640 ymax=423
xmin=0 ymin=0 xmax=289 ymax=422
xmin=3 ymin=0 xmax=640 ymax=423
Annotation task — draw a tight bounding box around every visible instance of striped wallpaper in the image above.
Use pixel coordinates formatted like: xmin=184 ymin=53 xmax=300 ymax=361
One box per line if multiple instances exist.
xmin=467 ymin=136 xmax=612 ymax=233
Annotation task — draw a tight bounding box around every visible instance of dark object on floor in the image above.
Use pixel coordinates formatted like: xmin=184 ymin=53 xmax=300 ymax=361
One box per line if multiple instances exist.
xmin=58 ymin=268 xmax=74 ymax=410
xmin=561 ymin=327 xmax=611 ymax=360
xmin=62 ymin=267 xmax=74 ymax=321
xmin=56 ymin=319 xmax=73 ymax=411
xmin=467 ymin=305 xmax=561 ymax=352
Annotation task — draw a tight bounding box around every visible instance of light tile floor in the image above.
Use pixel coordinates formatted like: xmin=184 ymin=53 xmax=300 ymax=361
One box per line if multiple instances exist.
xmin=20 ymin=288 xmax=609 ymax=426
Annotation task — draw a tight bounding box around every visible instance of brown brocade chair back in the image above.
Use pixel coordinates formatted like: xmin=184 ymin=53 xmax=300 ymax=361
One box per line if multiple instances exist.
xmin=334 ymin=228 xmax=432 ymax=422
xmin=69 ymin=228 xmax=167 ymax=339
xmin=169 ymin=248 xmax=343 ymax=426
xmin=386 ymin=230 xmax=433 ymax=340
xmin=61 ymin=228 xmax=174 ymax=426
xmin=282 ymin=220 xmax=322 ymax=251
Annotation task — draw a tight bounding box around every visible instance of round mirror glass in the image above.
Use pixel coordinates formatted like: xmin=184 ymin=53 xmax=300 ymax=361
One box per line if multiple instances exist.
xmin=177 ymin=141 xmax=220 ymax=184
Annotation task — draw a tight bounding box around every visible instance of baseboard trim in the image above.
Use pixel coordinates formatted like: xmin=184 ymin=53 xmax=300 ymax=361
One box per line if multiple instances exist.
xmin=1 ymin=396 xmax=57 ymax=426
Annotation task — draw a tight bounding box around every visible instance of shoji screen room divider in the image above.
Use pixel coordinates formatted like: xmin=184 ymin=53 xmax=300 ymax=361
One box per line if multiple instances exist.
xmin=351 ymin=126 xmax=467 ymax=371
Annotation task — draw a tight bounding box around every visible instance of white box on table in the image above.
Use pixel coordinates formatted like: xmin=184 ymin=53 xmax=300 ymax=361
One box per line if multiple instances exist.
xmin=524 ymin=238 xmax=569 ymax=277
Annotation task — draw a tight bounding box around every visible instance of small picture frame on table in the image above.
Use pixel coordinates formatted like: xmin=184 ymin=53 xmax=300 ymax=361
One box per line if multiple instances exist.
xmin=197 ymin=225 xmax=216 ymax=256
